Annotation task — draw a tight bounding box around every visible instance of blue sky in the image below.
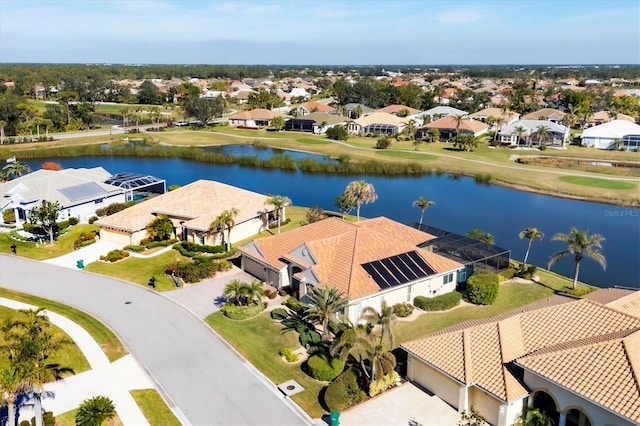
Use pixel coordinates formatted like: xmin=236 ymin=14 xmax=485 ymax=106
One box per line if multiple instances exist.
xmin=1 ymin=0 xmax=638 ymax=65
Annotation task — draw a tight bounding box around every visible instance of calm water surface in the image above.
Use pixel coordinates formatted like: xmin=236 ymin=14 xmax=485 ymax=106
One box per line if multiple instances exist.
xmin=28 ymin=152 xmax=640 ymax=289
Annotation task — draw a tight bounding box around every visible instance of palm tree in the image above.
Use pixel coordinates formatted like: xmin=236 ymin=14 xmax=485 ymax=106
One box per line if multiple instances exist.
xmin=534 ymin=124 xmax=551 ymax=146
xmin=265 ymin=194 xmax=291 ymax=234
xmin=344 ymin=180 xmax=377 ymax=222
xmin=244 ymin=280 xmax=265 ymax=305
xmin=0 ymin=119 xmax=6 ymax=144
xmin=209 ymin=208 xmax=239 ymax=250
xmin=412 ymin=196 xmax=435 ymax=226
xmin=119 ymin=107 xmax=131 ymax=127
xmin=361 ymin=302 xmax=395 ymax=350
xmin=305 ymin=286 xmax=349 ymax=341
xmin=330 ymin=324 xmax=374 ymax=380
xmin=404 ymin=118 xmax=416 ymax=141
xmin=2 ymin=161 xmax=31 ymax=178
xmin=224 ymin=279 xmax=247 ymax=306
xmin=548 ymin=228 xmax=606 ymax=290
xmin=75 ymin=395 xmax=116 ymax=426
xmin=512 ymin=125 xmax=527 ymax=146
xmin=0 ymin=365 xmax=30 ymax=426
xmin=467 ymin=228 xmax=495 ymax=245
xmin=369 ymin=350 xmax=396 ymax=381
xmin=519 ymin=227 xmax=543 ymax=268
xmin=452 ymin=113 xmax=466 ymax=136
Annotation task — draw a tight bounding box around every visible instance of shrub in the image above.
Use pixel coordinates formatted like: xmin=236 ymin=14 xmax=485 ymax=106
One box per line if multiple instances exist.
xmin=221 ymin=302 xmax=264 ymax=320
xmin=538 ymin=144 xmax=547 ymax=151
xmin=174 ymin=241 xmax=228 ymax=258
xmin=73 ymin=231 xmax=97 ymax=249
xmin=414 ymin=292 xmax=462 ymax=311
xmin=324 ymin=368 xmax=365 ymax=411
xmin=326 ymin=125 xmax=349 ymax=141
xmin=467 ymin=269 xmax=499 ymax=305
xmin=279 ymin=347 xmax=299 ymax=363
xmin=146 ymin=238 xmax=178 ymax=249
xmin=392 ymin=302 xmax=414 ymax=318
xmin=307 ymin=353 xmax=344 ymax=381
xmin=284 ymin=297 xmax=308 ymax=315
xmin=376 ymin=137 xmax=392 ymax=149
xmin=369 ymin=371 xmax=399 ymax=397
xmin=278 ymin=289 xmax=288 ymax=297
xmin=518 ymin=265 xmax=538 ymax=279
xmin=2 ymin=209 xmax=16 ymax=223
xmin=22 ymin=223 xmax=44 ymax=235
xmin=176 ymin=259 xmax=231 ymax=283
xmin=264 ymin=289 xmax=277 ymax=299
xmin=68 ymin=217 xmax=79 ymax=226
xmin=499 ymin=266 xmax=518 ymax=281
xmin=270 ymin=308 xmax=289 ymax=320
xmin=88 ymin=216 xmax=98 ymax=224
xmin=100 ymin=249 xmax=129 ymax=262
xmin=124 ymin=244 xmax=145 ymax=252
xmin=269 ymin=218 xmax=291 ymax=229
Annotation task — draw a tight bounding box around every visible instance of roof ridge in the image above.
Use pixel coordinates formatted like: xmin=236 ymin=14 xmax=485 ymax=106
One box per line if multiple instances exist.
xmin=622 ymin=331 xmax=640 ymax=397
xmin=584 ymin=297 xmax=640 ymax=323
xmin=463 ymin=329 xmax=473 ymax=384
xmin=345 ymin=228 xmax=361 ymax=298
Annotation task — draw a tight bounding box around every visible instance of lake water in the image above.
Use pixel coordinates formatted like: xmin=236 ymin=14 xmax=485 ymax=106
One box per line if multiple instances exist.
xmin=26 ymin=150 xmax=640 ymax=289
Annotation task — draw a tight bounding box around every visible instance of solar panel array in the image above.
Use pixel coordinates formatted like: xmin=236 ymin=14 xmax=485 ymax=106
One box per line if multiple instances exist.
xmin=361 ymin=250 xmax=435 ymax=289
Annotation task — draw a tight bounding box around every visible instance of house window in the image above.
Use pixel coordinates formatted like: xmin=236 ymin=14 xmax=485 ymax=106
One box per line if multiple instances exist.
xmin=443 ymin=273 xmax=454 ymax=284
xmin=406 ymin=286 xmax=412 ymax=302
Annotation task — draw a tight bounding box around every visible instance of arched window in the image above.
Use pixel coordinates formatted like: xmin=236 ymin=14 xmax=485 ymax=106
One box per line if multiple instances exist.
xmin=566 ymin=408 xmax=592 ymax=426
xmin=531 ymin=391 xmax=560 ymax=425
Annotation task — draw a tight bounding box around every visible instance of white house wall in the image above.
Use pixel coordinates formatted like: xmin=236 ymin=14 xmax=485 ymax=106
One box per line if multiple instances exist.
xmin=470 ymin=387 xmax=502 ymax=426
xmin=524 ymin=370 xmax=633 ymax=426
xmin=581 ymin=136 xmax=614 ymax=150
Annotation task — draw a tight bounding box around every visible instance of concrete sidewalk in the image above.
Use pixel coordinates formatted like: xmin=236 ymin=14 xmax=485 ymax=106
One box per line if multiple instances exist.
xmin=0 ymin=298 xmax=153 ymax=425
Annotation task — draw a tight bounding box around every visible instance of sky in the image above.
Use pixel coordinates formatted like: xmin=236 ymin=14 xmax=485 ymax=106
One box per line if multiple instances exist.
xmin=1 ymin=0 xmax=639 ymax=65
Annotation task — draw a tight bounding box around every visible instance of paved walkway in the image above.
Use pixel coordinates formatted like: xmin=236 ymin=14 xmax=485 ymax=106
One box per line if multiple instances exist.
xmin=0 ymin=298 xmax=152 ymax=425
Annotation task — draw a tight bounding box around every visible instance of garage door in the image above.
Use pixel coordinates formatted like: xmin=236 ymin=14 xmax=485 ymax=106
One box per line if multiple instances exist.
xmin=100 ymin=229 xmax=132 ymax=245
xmin=243 ymin=256 xmax=267 ymax=281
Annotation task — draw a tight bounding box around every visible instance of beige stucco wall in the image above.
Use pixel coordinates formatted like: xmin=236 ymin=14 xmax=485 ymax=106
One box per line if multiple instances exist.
xmin=407 ymin=355 xmax=462 ymax=410
xmin=99 ymin=227 xmax=134 ymax=245
xmin=470 ymin=387 xmax=501 ymax=426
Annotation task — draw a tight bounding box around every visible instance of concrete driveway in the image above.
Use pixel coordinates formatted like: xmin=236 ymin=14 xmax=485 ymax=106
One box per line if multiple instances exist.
xmin=165 ymin=266 xmax=257 ymax=318
xmin=43 ymin=240 xmax=122 ymax=269
xmin=336 ymin=382 xmax=459 ymax=426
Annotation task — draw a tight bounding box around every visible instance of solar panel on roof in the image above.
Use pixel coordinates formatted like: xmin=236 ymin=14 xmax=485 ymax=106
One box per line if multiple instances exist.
xmin=380 ymin=257 xmax=408 ymax=282
xmin=362 ymin=262 xmax=391 ymax=289
xmin=361 ymin=250 xmax=437 ymax=290
xmin=406 ymin=251 xmax=436 ymax=275
xmin=370 ymin=261 xmax=401 ymax=287
xmin=393 ymin=253 xmax=421 ymax=280
xmin=58 ymin=182 xmax=107 ymax=201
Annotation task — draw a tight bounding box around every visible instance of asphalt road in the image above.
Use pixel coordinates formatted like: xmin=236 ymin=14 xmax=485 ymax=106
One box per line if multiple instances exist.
xmin=0 ymin=255 xmax=309 ymax=426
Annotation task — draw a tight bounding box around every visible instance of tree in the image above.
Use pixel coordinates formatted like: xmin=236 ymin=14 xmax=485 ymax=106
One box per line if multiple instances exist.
xmin=0 ymin=119 xmax=6 ymax=144
xmin=413 ymin=196 xmax=435 ymax=225
xmin=344 ymin=180 xmax=377 ymax=222
xmin=513 ymin=125 xmax=527 ymax=145
xmin=467 ymin=228 xmax=495 ymax=245
xmin=305 ymin=287 xmax=349 ymax=341
xmin=75 ymin=396 xmax=116 ymax=426
xmin=146 ymin=215 xmax=174 ymax=241
xmin=270 ymin=116 xmax=285 ymax=131
xmin=453 ymin=134 xmax=481 ymax=152
xmin=56 ymin=91 xmax=79 ymax=126
xmin=403 ymin=118 xmax=416 ymax=141
xmin=137 ymin=80 xmax=161 ymax=104
xmin=266 ymin=194 xmax=291 ymax=234
xmin=548 ymin=227 xmax=606 ymax=290
xmin=119 ymin=106 xmax=131 ymax=127
xmin=361 ymin=301 xmax=395 ymax=350
xmin=28 ymin=200 xmax=61 ymax=244
xmin=335 ymin=194 xmax=356 ymax=219
xmin=243 ymin=280 xmax=265 ymax=305
xmin=452 ymin=114 xmax=467 ymax=136
xmin=183 ymin=96 xmax=225 ymax=123
xmin=519 ymin=227 xmax=543 ymax=269
xmin=2 ymin=160 xmax=31 ymax=178
xmin=209 ymin=208 xmax=239 ymax=250
xmin=224 ymin=279 xmax=246 ymax=306
xmin=305 ymin=206 xmax=327 ymax=224
xmin=326 ymin=125 xmax=349 ymax=141
xmin=0 ymin=365 xmax=30 ymax=426
xmin=426 ymin=128 xmax=440 ymax=142
xmin=247 ymin=88 xmax=283 ymax=110
xmin=331 ymin=324 xmax=374 ymax=381
xmin=412 ymin=138 xmax=422 ymax=151
xmin=534 ymin=124 xmax=551 ymax=146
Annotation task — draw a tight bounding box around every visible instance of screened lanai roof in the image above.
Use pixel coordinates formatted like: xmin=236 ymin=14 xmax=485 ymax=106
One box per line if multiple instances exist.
xmin=104 ymin=173 xmax=165 ymax=192
xmin=414 ymin=224 xmax=511 ymax=271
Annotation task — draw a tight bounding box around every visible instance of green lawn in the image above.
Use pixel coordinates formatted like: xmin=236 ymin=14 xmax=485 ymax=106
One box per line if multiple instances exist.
xmin=558 ymin=175 xmax=636 ymax=189
xmin=0 ymin=306 xmax=90 ymax=373
xmin=206 ymin=311 xmax=327 ymax=418
xmin=0 ymin=288 xmax=127 ymax=362
xmin=131 ymin=389 xmax=181 ymax=426
xmin=375 ymin=150 xmax=437 ymax=160
xmin=0 ymin=224 xmax=99 ymax=260
xmin=296 ymin=138 xmax=332 ymax=145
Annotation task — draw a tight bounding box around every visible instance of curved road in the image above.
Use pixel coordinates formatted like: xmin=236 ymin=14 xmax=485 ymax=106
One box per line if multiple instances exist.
xmin=0 ymin=255 xmax=308 ymax=426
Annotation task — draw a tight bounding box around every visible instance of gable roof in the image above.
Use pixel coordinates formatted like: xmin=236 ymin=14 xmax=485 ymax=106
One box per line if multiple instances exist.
xmin=377 ymin=104 xmax=422 ymax=116
xmin=291 ymin=112 xmax=347 ymax=125
xmin=581 ymin=119 xmax=640 ymax=139
xmin=238 ymin=216 xmax=462 ymax=300
xmin=352 ymin=112 xmax=409 ymax=127
xmin=499 ymin=120 xmax=568 ymax=136
xmin=422 ymin=106 xmax=469 ymax=117
xmin=228 ymin=109 xmax=284 ymax=120
xmin=522 ymin=108 xmax=566 ymax=121
xmin=402 ymin=290 xmax=640 ymax=423
xmin=469 ymin=108 xmax=519 ymax=122
xmin=97 ymin=180 xmax=273 ymax=233
xmin=423 ymin=117 xmax=489 ymax=133
xmin=299 ymin=101 xmax=335 ymax=113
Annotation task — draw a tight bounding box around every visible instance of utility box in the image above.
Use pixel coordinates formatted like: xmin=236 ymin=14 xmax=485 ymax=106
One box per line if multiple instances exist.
xmin=330 ymin=411 xmax=340 ymax=426
xmin=76 ymin=259 xmax=84 ymax=269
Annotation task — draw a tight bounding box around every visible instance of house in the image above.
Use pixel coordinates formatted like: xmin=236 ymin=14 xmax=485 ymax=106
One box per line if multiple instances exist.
xmin=416 ymin=116 xmax=488 ymax=141
xmin=284 ymin=112 xmax=347 ymax=134
xmin=237 ymin=217 xmax=465 ymax=323
xmin=586 ymin=111 xmax=636 ymax=127
xmin=498 ymin=120 xmax=570 ymax=147
xmin=402 ymin=288 xmax=640 ymax=426
xmin=469 ymin=108 xmax=520 ymax=128
xmin=97 ymin=180 xmax=275 ymax=246
xmin=228 ymin=109 xmax=285 ymax=128
xmin=347 ymin=112 xmax=409 ymax=136
xmin=296 ymin=101 xmax=336 ymax=116
xmin=232 ymin=90 xmax=252 ymax=104
xmin=377 ymin=104 xmax=422 ymax=117
xmin=0 ymin=168 xmax=127 ymax=226
xmin=522 ymin=109 xmax=566 ymax=124
xmin=581 ymin=120 xmax=640 ymax=151
xmin=343 ymin=103 xmax=375 ymax=119
xmin=421 ymin=106 xmax=469 ymax=122
xmin=289 ymin=87 xmax=311 ymax=100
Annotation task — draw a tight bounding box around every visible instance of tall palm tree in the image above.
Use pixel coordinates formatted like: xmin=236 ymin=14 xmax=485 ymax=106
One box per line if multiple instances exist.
xmin=344 ymin=180 xmax=377 ymax=222
xmin=519 ymin=227 xmax=544 ymax=268
xmin=404 ymin=118 xmax=416 ymax=141
xmin=0 ymin=365 xmax=30 ymax=426
xmin=75 ymin=395 xmax=116 ymax=426
xmin=265 ymin=194 xmax=291 ymax=234
xmin=361 ymin=302 xmax=395 ymax=350
xmin=513 ymin=125 xmax=527 ymax=145
xmin=305 ymin=286 xmax=349 ymax=341
xmin=0 ymin=119 xmax=6 ymax=144
xmin=119 ymin=107 xmax=131 ymax=127
xmin=330 ymin=324 xmax=374 ymax=380
xmin=2 ymin=161 xmax=31 ymax=178
xmin=209 ymin=208 xmax=239 ymax=250
xmin=412 ymin=196 xmax=435 ymax=225
xmin=534 ymin=124 xmax=551 ymax=146
xmin=452 ymin=114 xmax=466 ymax=136
xmin=467 ymin=228 xmax=495 ymax=245
xmin=244 ymin=280 xmax=265 ymax=305
xmin=548 ymin=228 xmax=606 ymax=290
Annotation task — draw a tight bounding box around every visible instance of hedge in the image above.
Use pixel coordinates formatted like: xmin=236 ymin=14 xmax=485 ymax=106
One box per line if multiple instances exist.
xmin=73 ymin=231 xmax=97 ymax=249
xmin=100 ymin=249 xmax=129 ymax=262
xmin=414 ymin=292 xmax=461 ymax=311
xmin=124 ymin=244 xmax=145 ymax=252
xmin=324 ymin=368 xmax=365 ymax=412
xmin=392 ymin=302 xmax=414 ymax=318
xmin=146 ymin=238 xmax=178 ymax=249
xmin=176 ymin=259 xmax=231 ymax=283
xmin=369 ymin=371 xmax=399 ymax=397
xmin=307 ymin=354 xmax=344 ymax=381
xmin=221 ymin=302 xmax=264 ymax=320
xmin=467 ymin=269 xmax=499 ymax=305
xmin=283 ymin=297 xmax=308 ymax=315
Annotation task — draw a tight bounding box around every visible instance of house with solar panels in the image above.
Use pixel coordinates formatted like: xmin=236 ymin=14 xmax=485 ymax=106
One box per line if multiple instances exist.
xmin=237 ymin=216 xmax=466 ymax=323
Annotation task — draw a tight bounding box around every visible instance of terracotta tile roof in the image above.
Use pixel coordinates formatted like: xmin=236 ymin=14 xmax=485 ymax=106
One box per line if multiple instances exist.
xmin=229 ymin=109 xmax=284 ymax=120
xmin=352 ymin=112 xmax=408 ymax=127
xmin=583 ymin=287 xmax=637 ymax=305
xmin=377 ymin=104 xmax=422 ymax=116
xmin=97 ymin=180 xmax=273 ymax=232
xmin=469 ymin=108 xmax=519 ymax=122
xmin=402 ymin=294 xmax=640 ymax=418
xmin=522 ymin=108 xmax=566 ymax=120
xmin=424 ymin=116 xmax=489 ymax=133
xmin=238 ymin=217 xmax=462 ymax=300
xmin=300 ymin=101 xmax=335 ymax=112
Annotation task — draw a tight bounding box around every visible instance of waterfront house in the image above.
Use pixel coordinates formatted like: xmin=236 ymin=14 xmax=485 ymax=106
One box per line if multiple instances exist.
xmin=522 ymin=109 xmax=566 ymax=124
xmin=402 ymin=288 xmax=640 ymax=426
xmin=347 ymin=112 xmax=409 ymax=136
xmin=97 ymin=180 xmax=276 ymax=246
xmin=498 ymin=120 xmax=570 ymax=147
xmin=581 ymin=120 xmax=640 ymax=151
xmin=228 ymin=109 xmax=285 ymax=128
xmin=237 ymin=216 xmax=465 ymax=323
xmin=416 ymin=116 xmax=488 ymax=141
xmin=284 ymin=112 xmax=347 ymax=134
xmin=469 ymin=108 xmax=520 ymax=128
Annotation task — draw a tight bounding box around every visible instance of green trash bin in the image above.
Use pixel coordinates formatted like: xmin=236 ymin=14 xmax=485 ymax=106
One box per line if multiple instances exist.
xmin=76 ymin=259 xmax=84 ymax=269
xmin=330 ymin=411 xmax=340 ymax=426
